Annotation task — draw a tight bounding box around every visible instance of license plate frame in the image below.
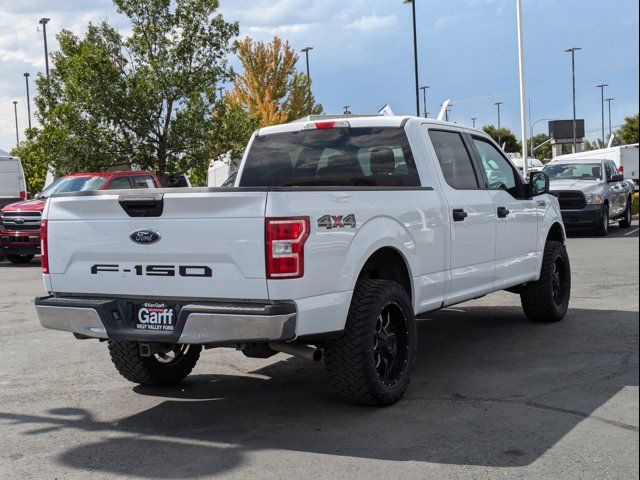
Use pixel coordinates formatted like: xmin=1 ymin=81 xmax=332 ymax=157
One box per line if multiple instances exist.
xmin=134 ymin=302 xmax=177 ymax=333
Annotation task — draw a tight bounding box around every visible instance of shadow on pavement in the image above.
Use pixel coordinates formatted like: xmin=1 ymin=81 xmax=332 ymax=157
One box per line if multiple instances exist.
xmin=1 ymin=305 xmax=638 ymax=478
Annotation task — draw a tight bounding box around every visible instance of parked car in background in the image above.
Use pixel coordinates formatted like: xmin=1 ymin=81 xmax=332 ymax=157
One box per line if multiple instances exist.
xmin=544 ymin=159 xmax=634 ymax=236
xmin=0 ymin=156 xmax=27 ymax=210
xmin=0 ymin=171 xmax=160 ymax=264
xmin=552 ymin=144 xmax=639 ymax=191
xmin=510 ymin=156 xmax=545 ymax=174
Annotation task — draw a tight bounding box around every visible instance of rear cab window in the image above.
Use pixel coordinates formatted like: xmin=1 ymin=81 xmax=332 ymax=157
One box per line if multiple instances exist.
xmin=239 ymin=127 xmax=421 ymax=187
xmin=130 ymin=176 xmax=156 ymax=189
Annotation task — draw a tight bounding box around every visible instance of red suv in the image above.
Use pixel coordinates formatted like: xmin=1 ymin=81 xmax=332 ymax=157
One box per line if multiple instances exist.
xmin=1 ymin=171 xmax=160 ymax=264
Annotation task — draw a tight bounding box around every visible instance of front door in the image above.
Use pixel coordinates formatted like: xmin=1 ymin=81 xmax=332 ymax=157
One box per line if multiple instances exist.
xmin=425 ymin=128 xmax=496 ymax=305
xmin=470 ymin=136 xmax=539 ymax=289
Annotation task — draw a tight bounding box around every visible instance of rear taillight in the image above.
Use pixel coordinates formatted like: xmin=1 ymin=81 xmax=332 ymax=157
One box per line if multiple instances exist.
xmin=265 ymin=217 xmax=310 ymax=279
xmin=40 ymin=219 xmax=49 ymax=274
xmin=618 ymin=165 xmax=624 ymax=173
xmin=19 ymin=191 xmax=26 ymax=199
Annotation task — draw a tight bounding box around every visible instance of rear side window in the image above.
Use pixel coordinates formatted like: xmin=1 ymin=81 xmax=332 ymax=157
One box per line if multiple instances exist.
xmin=239 ymin=127 xmax=421 ymax=187
xmin=107 ymin=177 xmax=132 ymax=190
xmin=131 ymin=176 xmax=155 ymax=188
xmin=428 ymin=131 xmax=479 ymax=189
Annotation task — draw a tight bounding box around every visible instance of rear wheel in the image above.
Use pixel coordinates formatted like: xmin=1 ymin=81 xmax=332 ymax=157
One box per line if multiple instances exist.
xmin=520 ymin=241 xmax=571 ymax=323
xmin=595 ymin=204 xmax=609 ymax=236
xmin=108 ymin=341 xmax=201 ymax=386
xmin=619 ymin=199 xmax=632 ymax=228
xmin=6 ymin=254 xmax=34 ymax=264
xmin=324 ymin=279 xmax=416 ymax=406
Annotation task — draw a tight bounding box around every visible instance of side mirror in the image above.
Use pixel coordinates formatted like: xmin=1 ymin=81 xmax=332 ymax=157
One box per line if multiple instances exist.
xmin=608 ymin=174 xmax=624 ymax=183
xmin=530 ymin=171 xmax=549 ymax=197
xmin=34 ymin=193 xmax=42 ymax=200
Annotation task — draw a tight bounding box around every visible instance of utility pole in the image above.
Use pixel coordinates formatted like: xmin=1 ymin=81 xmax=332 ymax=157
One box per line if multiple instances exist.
xmin=605 ymin=98 xmax=614 ymax=139
xmin=301 ymin=47 xmax=314 ymax=111
xmin=565 ymin=47 xmax=581 ymax=151
xmin=596 ymin=83 xmax=609 ymax=147
xmin=419 ymin=85 xmax=430 ymax=118
xmin=516 ymin=0 xmax=529 ymax=176
xmin=39 ymin=18 xmax=51 ymax=78
xmin=217 ymin=87 xmax=225 ymax=99
xmin=471 ymin=117 xmax=477 ymax=128
xmin=13 ymin=101 xmax=19 ymax=147
xmin=495 ymin=101 xmax=503 ymax=144
xmin=404 ymin=0 xmax=420 ymax=116
xmin=23 ymin=73 xmax=32 ymax=129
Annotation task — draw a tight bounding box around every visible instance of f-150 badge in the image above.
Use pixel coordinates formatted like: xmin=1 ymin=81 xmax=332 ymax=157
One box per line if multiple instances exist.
xmin=318 ymin=214 xmax=356 ymax=230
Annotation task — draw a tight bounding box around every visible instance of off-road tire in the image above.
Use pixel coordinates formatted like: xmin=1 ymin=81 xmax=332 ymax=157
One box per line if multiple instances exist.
xmin=595 ymin=204 xmax=609 ymax=236
xmin=619 ymin=198 xmax=632 ymax=228
xmin=108 ymin=341 xmax=201 ymax=386
xmin=324 ymin=279 xmax=416 ymax=406
xmin=520 ymin=241 xmax=571 ymax=323
xmin=6 ymin=254 xmax=34 ymax=264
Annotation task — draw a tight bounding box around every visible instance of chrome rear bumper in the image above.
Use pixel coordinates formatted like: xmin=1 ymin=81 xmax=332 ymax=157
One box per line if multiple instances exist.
xmin=35 ymin=296 xmax=297 ymax=344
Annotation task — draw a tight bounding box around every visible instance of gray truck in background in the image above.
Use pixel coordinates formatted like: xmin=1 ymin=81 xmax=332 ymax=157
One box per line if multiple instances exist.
xmin=544 ymin=159 xmax=634 ymax=236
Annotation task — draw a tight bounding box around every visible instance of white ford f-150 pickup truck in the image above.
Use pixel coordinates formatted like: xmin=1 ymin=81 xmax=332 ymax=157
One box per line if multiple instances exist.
xmin=35 ymin=116 xmax=570 ymax=406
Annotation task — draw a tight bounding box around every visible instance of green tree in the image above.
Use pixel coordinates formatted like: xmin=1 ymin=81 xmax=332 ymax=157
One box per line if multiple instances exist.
xmin=617 ymin=114 xmax=639 ymax=145
xmin=529 ymin=133 xmax=552 ymax=160
xmin=10 ymin=129 xmax=49 ymax=194
xmin=482 ymin=125 xmax=519 ymax=152
xmin=32 ymin=0 xmax=238 ymax=183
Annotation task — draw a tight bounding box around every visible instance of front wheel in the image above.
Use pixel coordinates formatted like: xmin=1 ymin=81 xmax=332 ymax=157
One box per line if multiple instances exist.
xmin=520 ymin=241 xmax=571 ymax=323
xmin=108 ymin=341 xmax=201 ymax=386
xmin=324 ymin=279 xmax=417 ymax=406
xmin=619 ymin=199 xmax=632 ymax=228
xmin=595 ymin=205 xmax=609 ymax=236
xmin=6 ymin=254 xmax=34 ymax=264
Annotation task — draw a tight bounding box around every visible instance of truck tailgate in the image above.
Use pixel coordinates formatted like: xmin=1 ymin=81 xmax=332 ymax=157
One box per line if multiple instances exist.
xmin=45 ymin=191 xmax=268 ymax=299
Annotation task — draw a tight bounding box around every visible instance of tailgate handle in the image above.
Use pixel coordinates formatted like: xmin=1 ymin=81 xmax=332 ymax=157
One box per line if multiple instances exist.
xmin=118 ymin=194 xmax=164 ymax=217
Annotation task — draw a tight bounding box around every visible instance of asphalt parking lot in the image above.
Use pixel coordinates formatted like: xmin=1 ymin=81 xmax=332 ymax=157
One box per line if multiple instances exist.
xmin=0 ymin=222 xmax=638 ymax=480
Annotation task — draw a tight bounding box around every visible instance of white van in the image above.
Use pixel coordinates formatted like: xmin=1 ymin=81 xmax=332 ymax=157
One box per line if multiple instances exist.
xmin=0 ymin=156 xmax=27 ymax=209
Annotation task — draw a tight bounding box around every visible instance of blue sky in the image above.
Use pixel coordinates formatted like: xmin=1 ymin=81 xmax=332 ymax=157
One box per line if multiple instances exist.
xmin=0 ymin=0 xmax=638 ymax=152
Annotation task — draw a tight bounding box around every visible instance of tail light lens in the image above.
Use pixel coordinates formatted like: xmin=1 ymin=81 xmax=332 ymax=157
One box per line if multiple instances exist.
xmin=40 ymin=219 xmax=49 ymax=274
xmin=265 ymin=217 xmax=310 ymax=279
xmin=618 ymin=165 xmax=624 ymax=173
xmin=19 ymin=191 xmax=26 ymax=199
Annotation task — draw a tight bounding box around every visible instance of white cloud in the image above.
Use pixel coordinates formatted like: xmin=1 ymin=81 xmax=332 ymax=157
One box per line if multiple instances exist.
xmin=346 ymin=14 xmax=397 ymax=32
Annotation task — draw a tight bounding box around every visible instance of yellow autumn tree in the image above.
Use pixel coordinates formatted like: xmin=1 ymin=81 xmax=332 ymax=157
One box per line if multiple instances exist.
xmin=227 ymin=37 xmax=323 ymax=127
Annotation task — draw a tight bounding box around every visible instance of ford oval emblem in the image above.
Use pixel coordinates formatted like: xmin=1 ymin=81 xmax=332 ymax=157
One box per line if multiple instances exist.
xmin=130 ymin=229 xmax=161 ymax=245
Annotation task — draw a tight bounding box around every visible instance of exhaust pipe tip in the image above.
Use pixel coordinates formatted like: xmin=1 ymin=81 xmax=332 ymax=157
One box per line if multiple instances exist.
xmin=269 ymin=342 xmax=323 ymax=362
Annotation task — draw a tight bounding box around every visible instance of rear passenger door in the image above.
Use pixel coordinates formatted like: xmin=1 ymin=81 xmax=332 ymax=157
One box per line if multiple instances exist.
xmin=605 ymin=161 xmax=624 ymax=216
xmin=469 ymin=136 xmax=539 ymax=288
xmin=426 ymin=128 xmax=496 ymax=304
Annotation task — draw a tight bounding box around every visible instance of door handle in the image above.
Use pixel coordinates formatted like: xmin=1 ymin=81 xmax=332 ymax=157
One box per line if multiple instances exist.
xmin=452 ymin=209 xmax=468 ymax=222
xmin=497 ymin=206 xmax=510 ymax=218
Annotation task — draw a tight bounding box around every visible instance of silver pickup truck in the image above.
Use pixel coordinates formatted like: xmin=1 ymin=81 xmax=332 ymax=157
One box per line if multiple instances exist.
xmin=544 ymin=159 xmax=634 ymax=236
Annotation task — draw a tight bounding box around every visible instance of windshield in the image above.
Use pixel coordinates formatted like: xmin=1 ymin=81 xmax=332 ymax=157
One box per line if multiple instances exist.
xmin=544 ymin=163 xmax=602 ymax=181
xmin=39 ymin=176 xmax=108 ymax=198
xmin=239 ymin=127 xmax=421 ymax=187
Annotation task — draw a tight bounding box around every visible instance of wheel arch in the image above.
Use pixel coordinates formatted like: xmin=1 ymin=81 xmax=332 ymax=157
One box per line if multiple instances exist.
xmin=357 ymin=247 xmax=413 ymax=301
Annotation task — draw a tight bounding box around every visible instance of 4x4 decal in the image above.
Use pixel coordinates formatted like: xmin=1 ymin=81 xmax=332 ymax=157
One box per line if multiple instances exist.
xmin=318 ymin=214 xmax=357 ymax=230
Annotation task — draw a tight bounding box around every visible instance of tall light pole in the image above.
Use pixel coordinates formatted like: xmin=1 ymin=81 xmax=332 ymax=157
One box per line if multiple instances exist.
xmin=605 ymin=98 xmax=614 ymax=139
xmin=419 ymin=85 xmax=430 ymax=118
xmin=445 ymin=103 xmax=453 ymax=122
xmin=404 ymin=0 xmax=420 ymax=116
xmin=13 ymin=101 xmax=19 ymax=147
xmin=343 ymin=105 xmax=351 ymax=115
xmin=516 ymin=0 xmax=528 ymax=175
xmin=471 ymin=117 xmax=477 ymax=128
xmin=530 ymin=118 xmax=555 ymax=158
xmin=596 ymin=83 xmax=609 ymax=146
xmin=301 ymin=46 xmax=314 ymax=96
xmin=565 ymin=47 xmax=581 ymax=151
xmin=495 ymin=101 xmax=503 ymax=144
xmin=39 ymin=18 xmax=51 ymax=78
xmin=23 ymin=73 xmax=32 ymax=130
